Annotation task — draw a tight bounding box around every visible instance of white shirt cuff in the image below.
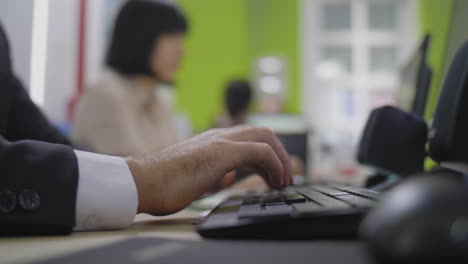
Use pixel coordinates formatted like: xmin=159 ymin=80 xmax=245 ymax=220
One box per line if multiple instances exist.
xmin=73 ymin=150 xmax=138 ymax=231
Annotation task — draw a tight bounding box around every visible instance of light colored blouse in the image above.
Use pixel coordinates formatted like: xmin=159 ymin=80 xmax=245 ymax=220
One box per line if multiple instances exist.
xmin=72 ymin=70 xmax=179 ymax=157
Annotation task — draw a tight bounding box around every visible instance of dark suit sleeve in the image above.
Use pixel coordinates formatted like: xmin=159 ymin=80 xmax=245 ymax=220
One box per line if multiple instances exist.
xmin=0 ymin=23 xmax=78 ymax=235
xmin=0 ymin=136 xmax=79 ymax=235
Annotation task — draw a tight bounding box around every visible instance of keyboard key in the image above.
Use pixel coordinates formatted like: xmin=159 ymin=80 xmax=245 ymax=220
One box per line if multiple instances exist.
xmin=292 ymin=202 xmax=349 ymax=215
xmin=242 ymin=196 xmax=262 ymax=205
xmin=330 ymin=185 xmax=380 ymax=200
xmin=311 ymin=185 xmax=348 ymax=196
xmin=295 ymin=188 xmax=352 ymax=208
xmin=263 ymin=204 xmax=292 ymax=217
xmin=238 ymin=204 xmax=263 ymax=218
xmin=238 ymin=203 xmax=292 ymax=219
xmin=282 ymin=193 xmax=307 ymax=204
xmin=335 ymin=194 xmax=376 ymax=208
xmin=262 ymin=194 xmax=284 ymax=204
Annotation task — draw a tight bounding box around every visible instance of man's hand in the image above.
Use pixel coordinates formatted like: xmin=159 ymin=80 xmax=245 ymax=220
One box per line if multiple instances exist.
xmin=126 ymin=126 xmax=293 ymax=215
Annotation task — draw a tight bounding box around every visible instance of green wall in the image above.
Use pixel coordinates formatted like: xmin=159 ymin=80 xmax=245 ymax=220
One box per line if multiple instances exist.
xmin=419 ymin=0 xmax=454 ymax=120
xmin=248 ymin=0 xmax=301 ymax=114
xmin=175 ymin=0 xmax=250 ymax=132
xmin=175 ymin=0 xmax=300 ymax=132
xmin=419 ymin=0 xmax=455 ymax=169
xmin=177 ymin=0 xmax=448 ymax=131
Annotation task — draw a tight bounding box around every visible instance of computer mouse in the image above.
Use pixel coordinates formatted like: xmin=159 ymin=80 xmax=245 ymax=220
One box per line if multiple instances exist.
xmin=359 ymin=169 xmax=468 ymax=264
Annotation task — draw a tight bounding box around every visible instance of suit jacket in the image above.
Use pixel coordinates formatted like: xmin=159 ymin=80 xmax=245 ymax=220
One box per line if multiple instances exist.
xmin=0 ymin=23 xmax=78 ymax=235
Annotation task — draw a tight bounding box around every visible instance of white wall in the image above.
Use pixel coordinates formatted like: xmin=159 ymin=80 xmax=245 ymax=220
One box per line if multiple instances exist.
xmin=0 ymin=0 xmax=79 ymax=124
xmin=85 ymin=0 xmax=107 ymax=87
xmin=0 ymin=1 xmax=34 ymax=88
xmin=43 ymin=0 xmax=79 ymax=122
xmin=85 ymin=0 xmax=126 ymax=87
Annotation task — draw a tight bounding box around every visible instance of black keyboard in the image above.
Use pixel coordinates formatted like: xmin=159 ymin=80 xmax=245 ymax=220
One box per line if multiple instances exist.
xmin=196 ymin=184 xmax=381 ymax=240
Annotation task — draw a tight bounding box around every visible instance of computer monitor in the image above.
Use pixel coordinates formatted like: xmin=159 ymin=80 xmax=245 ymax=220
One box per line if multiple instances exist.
xmin=426 ymin=0 xmax=468 ymax=165
xmin=440 ymin=0 xmax=468 ymax=87
xmin=428 ymin=40 xmax=468 ymax=165
xmin=396 ymin=35 xmax=432 ymax=116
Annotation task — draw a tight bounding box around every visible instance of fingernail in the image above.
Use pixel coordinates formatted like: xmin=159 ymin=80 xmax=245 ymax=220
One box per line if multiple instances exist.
xmin=279 ymin=174 xmax=285 ymax=187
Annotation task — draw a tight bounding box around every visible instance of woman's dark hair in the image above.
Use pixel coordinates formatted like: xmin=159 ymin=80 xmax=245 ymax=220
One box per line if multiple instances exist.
xmin=106 ymin=0 xmax=188 ymax=77
xmin=225 ymin=80 xmax=253 ymax=117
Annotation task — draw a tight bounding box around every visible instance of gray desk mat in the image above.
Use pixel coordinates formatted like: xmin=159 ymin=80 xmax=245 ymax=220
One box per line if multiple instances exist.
xmin=32 ymin=237 xmax=374 ymax=264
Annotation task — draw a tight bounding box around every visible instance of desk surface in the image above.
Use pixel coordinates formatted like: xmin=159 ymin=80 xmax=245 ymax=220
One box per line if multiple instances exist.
xmin=0 ymin=210 xmax=202 ymax=264
xmin=0 ymin=210 xmax=372 ymax=264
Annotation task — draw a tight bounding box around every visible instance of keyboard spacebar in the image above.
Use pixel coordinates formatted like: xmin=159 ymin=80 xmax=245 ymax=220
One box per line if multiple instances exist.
xmin=238 ymin=204 xmax=292 ymax=219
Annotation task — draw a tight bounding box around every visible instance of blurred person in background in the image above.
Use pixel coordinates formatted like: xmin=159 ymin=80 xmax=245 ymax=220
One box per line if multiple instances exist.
xmin=72 ymin=0 xmax=186 ymax=157
xmin=72 ymin=1 xmax=280 ymax=193
xmin=213 ymin=80 xmax=304 ymax=189
xmin=214 ymin=80 xmax=253 ymax=128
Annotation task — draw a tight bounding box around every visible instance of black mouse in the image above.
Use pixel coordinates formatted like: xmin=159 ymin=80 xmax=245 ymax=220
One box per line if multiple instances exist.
xmin=360 ymin=169 xmax=468 ymax=264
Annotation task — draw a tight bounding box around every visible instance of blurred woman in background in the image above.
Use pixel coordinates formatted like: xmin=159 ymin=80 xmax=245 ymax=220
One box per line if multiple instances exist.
xmin=72 ymin=0 xmax=187 ymax=156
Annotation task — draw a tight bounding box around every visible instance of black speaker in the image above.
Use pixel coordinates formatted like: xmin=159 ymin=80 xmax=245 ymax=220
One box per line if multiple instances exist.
xmin=429 ymin=40 xmax=468 ymax=163
xmin=357 ymin=106 xmax=428 ymax=176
